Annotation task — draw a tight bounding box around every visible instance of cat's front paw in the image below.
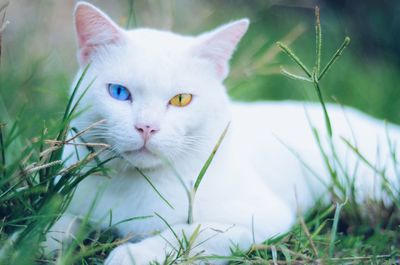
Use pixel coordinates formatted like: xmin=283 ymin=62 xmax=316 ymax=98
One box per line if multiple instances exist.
xmin=105 ymin=243 xmax=162 ymax=265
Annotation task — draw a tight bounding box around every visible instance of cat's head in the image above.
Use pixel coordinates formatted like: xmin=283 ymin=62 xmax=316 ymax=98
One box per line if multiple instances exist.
xmin=72 ymin=2 xmax=249 ymax=170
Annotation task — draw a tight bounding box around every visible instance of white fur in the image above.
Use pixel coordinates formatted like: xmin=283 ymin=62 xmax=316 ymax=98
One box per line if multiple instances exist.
xmin=46 ymin=2 xmax=400 ymax=264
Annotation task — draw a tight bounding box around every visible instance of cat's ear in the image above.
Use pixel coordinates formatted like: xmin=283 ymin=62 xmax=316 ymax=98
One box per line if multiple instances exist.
xmin=194 ymin=19 xmax=249 ymax=80
xmin=74 ymin=2 xmax=124 ymax=64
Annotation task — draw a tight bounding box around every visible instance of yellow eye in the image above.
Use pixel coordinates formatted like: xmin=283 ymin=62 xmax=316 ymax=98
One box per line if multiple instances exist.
xmin=169 ymin=93 xmax=192 ymax=107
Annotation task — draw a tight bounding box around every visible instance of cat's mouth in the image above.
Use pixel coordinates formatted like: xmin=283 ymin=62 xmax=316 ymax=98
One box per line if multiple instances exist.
xmin=119 ymin=145 xmax=163 ymax=169
xmin=122 ymin=146 xmax=155 ymax=156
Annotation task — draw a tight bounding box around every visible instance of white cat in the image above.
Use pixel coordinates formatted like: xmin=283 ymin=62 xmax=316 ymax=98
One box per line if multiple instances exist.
xmin=46 ymin=2 xmax=399 ymax=264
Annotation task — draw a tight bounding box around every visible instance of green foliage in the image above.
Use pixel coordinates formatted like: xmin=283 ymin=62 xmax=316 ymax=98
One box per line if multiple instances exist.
xmin=0 ymin=62 xmax=121 ymax=264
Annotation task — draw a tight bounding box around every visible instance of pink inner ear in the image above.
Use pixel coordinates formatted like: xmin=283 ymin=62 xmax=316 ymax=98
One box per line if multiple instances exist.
xmin=196 ymin=19 xmax=249 ymax=79
xmin=80 ymin=45 xmax=95 ymax=63
xmin=201 ymin=38 xmax=231 ymax=77
xmin=74 ymin=3 xmax=122 ymax=63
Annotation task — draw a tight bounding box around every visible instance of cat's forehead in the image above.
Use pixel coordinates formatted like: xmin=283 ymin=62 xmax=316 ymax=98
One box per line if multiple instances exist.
xmin=95 ymin=29 xmax=207 ymax=89
xmin=125 ymin=29 xmax=195 ymax=56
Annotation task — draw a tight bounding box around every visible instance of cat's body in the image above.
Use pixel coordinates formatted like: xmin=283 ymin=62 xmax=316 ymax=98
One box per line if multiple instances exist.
xmin=46 ymin=2 xmax=399 ymax=264
xmin=232 ymin=101 xmax=397 ymax=209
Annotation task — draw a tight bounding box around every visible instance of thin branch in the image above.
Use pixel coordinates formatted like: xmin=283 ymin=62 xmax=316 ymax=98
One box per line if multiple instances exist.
xmin=315 ymin=6 xmax=322 ymax=76
xmin=280 ymin=67 xmax=312 ymax=82
xmin=319 ymin=36 xmax=351 ymax=80
xmin=277 ymin=42 xmax=312 ymax=78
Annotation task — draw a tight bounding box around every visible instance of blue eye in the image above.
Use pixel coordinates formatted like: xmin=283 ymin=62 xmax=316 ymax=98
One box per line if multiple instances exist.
xmin=108 ymin=84 xmax=131 ymax=101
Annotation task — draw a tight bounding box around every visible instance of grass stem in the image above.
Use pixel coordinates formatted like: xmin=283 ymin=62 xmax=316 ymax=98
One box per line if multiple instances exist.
xmin=276 ymin=42 xmax=312 ymax=78
xmin=315 ymin=6 xmax=322 ymax=76
xmin=319 ymin=37 xmax=350 ymax=80
xmin=312 ymin=75 xmax=333 ymax=137
xmin=0 ymin=123 xmax=5 ymax=179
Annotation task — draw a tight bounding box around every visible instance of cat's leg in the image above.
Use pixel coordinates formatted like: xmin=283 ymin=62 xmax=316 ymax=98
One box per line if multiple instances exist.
xmin=105 ymin=222 xmax=256 ymax=265
xmin=105 ymin=208 xmax=294 ymax=265
xmin=44 ymin=214 xmax=80 ymax=255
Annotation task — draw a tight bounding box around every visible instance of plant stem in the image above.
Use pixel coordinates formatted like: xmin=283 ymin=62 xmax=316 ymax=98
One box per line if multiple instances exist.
xmin=126 ymin=0 xmax=137 ymax=28
xmin=280 ymin=67 xmax=312 ymax=82
xmin=312 ymin=73 xmax=332 ymax=137
xmin=315 ymin=6 xmax=322 ymax=76
xmin=0 ymin=123 xmax=5 ymax=179
xmin=277 ymin=42 xmax=312 ymax=78
xmin=319 ymin=37 xmax=350 ymax=80
xmin=187 ymin=190 xmax=195 ymax=224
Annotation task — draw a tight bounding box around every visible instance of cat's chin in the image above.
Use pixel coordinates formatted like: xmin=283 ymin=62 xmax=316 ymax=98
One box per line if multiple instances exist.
xmin=121 ymin=149 xmax=165 ymax=170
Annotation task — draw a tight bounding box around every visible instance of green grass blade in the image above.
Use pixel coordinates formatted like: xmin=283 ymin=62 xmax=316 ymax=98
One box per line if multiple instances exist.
xmin=0 ymin=2 xmax=9 ymax=65
xmin=187 ymin=121 xmax=230 ymax=223
xmin=67 ymin=77 xmax=96 ymax=121
xmin=154 ymin=212 xmax=183 ymax=251
xmin=385 ymin=122 xmax=400 ymax=183
xmin=193 ymin=122 xmax=230 ymax=192
xmin=329 ymin=200 xmax=346 ymax=258
xmin=103 ymin=215 xmax=153 ymax=232
xmin=279 ymin=244 xmax=292 ymax=265
xmin=188 ymin=224 xmax=202 ymax=249
xmin=0 ymin=123 xmax=5 ymax=179
xmin=62 ymin=63 xmax=91 ymax=122
xmin=341 ymin=137 xmax=385 ymax=176
xmin=45 ymin=65 xmax=93 ymax=180
xmin=161 ymin=156 xmax=190 ymax=196
xmin=126 ymin=0 xmax=137 ymax=28
xmin=136 ymin=167 xmax=174 ymax=210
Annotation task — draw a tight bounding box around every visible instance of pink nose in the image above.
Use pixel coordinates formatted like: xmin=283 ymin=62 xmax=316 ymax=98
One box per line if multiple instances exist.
xmin=135 ymin=123 xmax=159 ymax=141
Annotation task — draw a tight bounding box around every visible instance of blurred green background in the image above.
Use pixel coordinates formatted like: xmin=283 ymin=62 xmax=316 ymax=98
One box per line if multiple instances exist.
xmin=1 ymin=0 xmax=400 ymax=137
